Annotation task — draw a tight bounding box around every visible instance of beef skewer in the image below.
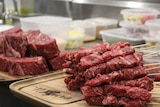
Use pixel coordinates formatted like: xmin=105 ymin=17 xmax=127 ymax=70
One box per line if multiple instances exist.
xmin=80 ymin=46 xmax=135 ymax=70
xmin=103 ymin=85 xmax=151 ymax=101
xmin=82 ymin=85 xmax=151 ymax=107
xmin=144 ymin=62 xmax=160 ymax=67
xmin=63 ymin=41 xmax=154 ymax=107
xmin=64 ymin=42 xmax=131 ymax=70
xmin=81 ymin=76 xmax=153 ymax=97
xmin=65 ymin=65 xmax=147 ymax=91
xmin=85 ymin=65 xmax=147 ymax=86
xmin=84 ymin=95 xmax=148 ymax=107
xmin=84 ymin=52 xmax=143 ymax=80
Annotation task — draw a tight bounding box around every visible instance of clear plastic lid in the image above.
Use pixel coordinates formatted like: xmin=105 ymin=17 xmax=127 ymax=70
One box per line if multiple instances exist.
xmin=119 ymin=21 xmax=147 ymax=28
xmin=143 ymin=35 xmax=160 ymax=43
xmin=85 ymin=17 xmax=118 ymax=26
xmin=20 ymin=15 xmax=72 ymax=24
xmin=121 ymin=8 xmax=159 ymax=15
xmin=100 ymin=28 xmax=144 ymax=41
xmin=145 ymin=19 xmax=160 ymax=27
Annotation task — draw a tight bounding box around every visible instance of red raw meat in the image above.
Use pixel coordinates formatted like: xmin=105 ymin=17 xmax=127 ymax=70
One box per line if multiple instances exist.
xmin=104 ymin=85 xmax=151 ymax=101
xmin=0 ymin=27 xmax=22 ymax=54
xmin=84 ymin=52 xmax=143 ymax=80
xmin=8 ymin=56 xmax=49 ymax=76
xmin=4 ymin=32 xmax=28 ymax=57
xmin=81 ymin=86 xmax=104 ymax=97
xmin=49 ymin=51 xmax=69 ymax=70
xmin=112 ymin=76 xmax=153 ymax=91
xmin=0 ymin=54 xmax=8 ymax=71
xmin=26 ymin=30 xmax=60 ymax=59
xmin=85 ymin=65 xmax=147 ymax=86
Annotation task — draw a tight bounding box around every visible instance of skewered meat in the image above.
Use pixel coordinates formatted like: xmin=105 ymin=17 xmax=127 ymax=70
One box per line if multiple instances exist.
xmin=84 ymin=52 xmax=143 ymax=80
xmin=81 ymin=76 xmax=153 ymax=98
xmin=85 ymin=95 xmax=147 ymax=107
xmin=103 ymin=95 xmax=147 ymax=107
xmin=64 ymin=41 xmax=153 ymax=107
xmin=63 ymin=43 xmax=110 ymax=70
xmin=85 ymin=65 xmax=147 ymax=86
xmin=104 ymin=85 xmax=151 ymax=101
xmin=65 ymin=74 xmax=85 ymax=91
xmin=64 ymin=42 xmax=131 ymax=70
xmin=112 ymin=76 xmax=153 ymax=91
xmin=80 ymin=46 xmax=135 ymax=69
xmin=49 ymin=50 xmax=69 ymax=70
xmin=81 ymin=86 xmax=104 ymax=97
xmin=84 ymin=95 xmax=104 ymax=106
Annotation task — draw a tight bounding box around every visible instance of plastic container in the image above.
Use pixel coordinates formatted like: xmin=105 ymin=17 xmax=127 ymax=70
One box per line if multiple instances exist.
xmin=121 ymin=8 xmax=159 ymax=24
xmin=119 ymin=21 xmax=149 ymax=38
xmin=100 ymin=28 xmax=145 ymax=46
xmin=55 ymin=20 xmax=86 ymax=49
xmin=85 ymin=17 xmax=118 ymax=39
xmin=50 ymin=37 xmax=67 ymax=50
xmin=83 ymin=21 xmax=96 ymax=42
xmin=143 ymin=35 xmax=160 ymax=46
xmin=0 ymin=25 xmax=14 ymax=32
xmin=20 ymin=15 xmax=72 ymax=33
xmin=145 ymin=19 xmax=160 ymax=38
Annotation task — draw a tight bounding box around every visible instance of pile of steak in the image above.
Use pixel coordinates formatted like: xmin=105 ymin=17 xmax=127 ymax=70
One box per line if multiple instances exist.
xmin=0 ymin=27 xmax=60 ymax=76
xmin=63 ymin=41 xmax=153 ymax=107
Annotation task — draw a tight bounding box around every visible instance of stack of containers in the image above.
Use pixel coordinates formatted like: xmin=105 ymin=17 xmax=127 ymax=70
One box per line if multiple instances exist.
xmin=100 ymin=8 xmax=159 ymax=46
xmin=84 ymin=17 xmax=118 ymax=39
xmin=145 ymin=19 xmax=160 ymax=45
xmin=120 ymin=8 xmax=159 ymax=38
xmin=20 ymin=16 xmax=98 ymax=50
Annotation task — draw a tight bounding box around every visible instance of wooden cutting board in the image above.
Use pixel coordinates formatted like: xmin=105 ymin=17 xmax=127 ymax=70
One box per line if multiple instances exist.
xmin=9 ymin=71 xmax=160 ymax=107
xmin=0 ymin=70 xmax=62 ymax=82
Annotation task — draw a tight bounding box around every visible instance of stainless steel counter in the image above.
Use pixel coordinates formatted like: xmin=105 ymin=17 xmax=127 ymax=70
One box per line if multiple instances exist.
xmin=72 ymin=0 xmax=160 ymax=20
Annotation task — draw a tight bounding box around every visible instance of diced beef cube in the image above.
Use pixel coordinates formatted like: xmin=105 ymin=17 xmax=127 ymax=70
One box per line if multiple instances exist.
xmin=8 ymin=56 xmax=49 ymax=76
xmin=4 ymin=32 xmax=28 ymax=57
xmin=0 ymin=27 xmax=22 ymax=54
xmin=49 ymin=50 xmax=68 ymax=70
xmin=26 ymin=30 xmax=60 ymax=59
xmin=0 ymin=54 xmax=8 ymax=71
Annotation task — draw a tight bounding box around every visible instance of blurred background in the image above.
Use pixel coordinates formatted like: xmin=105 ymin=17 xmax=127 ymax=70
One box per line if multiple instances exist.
xmin=0 ymin=0 xmax=160 ymax=26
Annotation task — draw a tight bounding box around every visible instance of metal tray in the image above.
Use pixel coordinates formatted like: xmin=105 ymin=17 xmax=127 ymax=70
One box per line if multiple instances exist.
xmin=9 ymin=71 xmax=160 ymax=107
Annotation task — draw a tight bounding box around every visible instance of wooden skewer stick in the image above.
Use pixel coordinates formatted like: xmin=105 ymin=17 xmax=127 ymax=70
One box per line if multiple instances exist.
xmin=132 ymin=43 xmax=151 ymax=48
xmin=137 ymin=45 xmax=156 ymax=50
xmin=148 ymin=102 xmax=160 ymax=105
xmin=144 ymin=63 xmax=160 ymax=67
xmin=143 ymin=51 xmax=160 ymax=58
xmin=145 ymin=66 xmax=160 ymax=71
xmin=143 ymin=54 xmax=159 ymax=59
xmin=147 ymin=73 xmax=160 ymax=76
xmin=150 ymin=91 xmax=160 ymax=93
